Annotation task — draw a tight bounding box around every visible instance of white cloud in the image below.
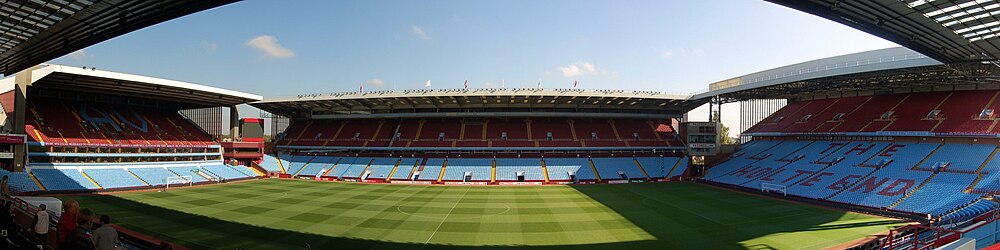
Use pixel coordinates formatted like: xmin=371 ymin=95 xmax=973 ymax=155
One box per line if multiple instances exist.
xmin=245 ymin=35 xmax=295 ymax=59
xmin=662 ymin=49 xmax=674 ymax=58
xmin=424 ymin=80 xmax=432 ymax=87
xmin=203 ymin=42 xmax=218 ymax=52
xmin=659 ymin=47 xmax=704 ymax=58
xmin=366 ymin=78 xmax=386 ymax=87
xmin=68 ymin=50 xmax=86 ymax=61
xmin=559 ymin=62 xmax=597 ymax=77
xmin=411 ymin=25 xmax=430 ymax=40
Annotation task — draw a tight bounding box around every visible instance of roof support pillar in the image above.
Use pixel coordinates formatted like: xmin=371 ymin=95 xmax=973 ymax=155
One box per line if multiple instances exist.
xmin=230 ymin=105 xmax=240 ymax=141
xmin=10 ymin=65 xmax=40 ymax=172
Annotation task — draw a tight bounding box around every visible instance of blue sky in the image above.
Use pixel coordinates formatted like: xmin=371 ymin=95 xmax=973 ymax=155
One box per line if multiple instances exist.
xmin=49 ymin=0 xmax=900 ymax=135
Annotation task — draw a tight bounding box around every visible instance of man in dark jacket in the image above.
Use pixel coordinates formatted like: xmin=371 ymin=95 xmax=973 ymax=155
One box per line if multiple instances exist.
xmin=56 ymin=200 xmax=79 ymax=245
xmin=59 ymin=208 xmax=95 ymax=250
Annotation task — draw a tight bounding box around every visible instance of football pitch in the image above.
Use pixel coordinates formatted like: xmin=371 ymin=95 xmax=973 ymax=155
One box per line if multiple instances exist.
xmin=62 ymin=179 xmax=908 ymax=249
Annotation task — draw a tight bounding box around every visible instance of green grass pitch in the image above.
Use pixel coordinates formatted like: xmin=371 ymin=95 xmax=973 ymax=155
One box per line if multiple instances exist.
xmin=61 ymin=179 xmax=908 ymax=249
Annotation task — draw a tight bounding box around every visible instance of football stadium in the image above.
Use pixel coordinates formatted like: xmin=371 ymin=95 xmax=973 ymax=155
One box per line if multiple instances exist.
xmin=2 ymin=0 xmax=1000 ymax=250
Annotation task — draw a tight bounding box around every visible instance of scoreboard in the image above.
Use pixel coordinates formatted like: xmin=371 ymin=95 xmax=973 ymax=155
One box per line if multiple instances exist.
xmin=686 ymin=122 xmax=719 ymax=156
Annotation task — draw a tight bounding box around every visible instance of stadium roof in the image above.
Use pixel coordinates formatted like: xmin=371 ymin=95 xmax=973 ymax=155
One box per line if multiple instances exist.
xmin=768 ymin=0 xmax=1000 ymax=63
xmin=0 ymin=0 xmax=236 ymax=76
xmin=252 ymin=89 xmax=701 ymax=119
xmin=22 ymin=64 xmax=261 ymax=108
xmin=691 ymin=47 xmax=963 ymax=101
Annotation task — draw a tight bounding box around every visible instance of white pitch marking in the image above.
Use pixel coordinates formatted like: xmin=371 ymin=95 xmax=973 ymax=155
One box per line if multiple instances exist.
xmin=421 ymin=186 xmax=472 ymax=249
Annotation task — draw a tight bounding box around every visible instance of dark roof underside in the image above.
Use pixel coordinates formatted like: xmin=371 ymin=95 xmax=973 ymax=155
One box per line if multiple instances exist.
xmin=768 ymin=0 xmax=1000 ymax=63
xmin=29 ymin=71 xmax=255 ymax=108
xmin=714 ymin=62 xmax=1000 ymax=102
xmin=0 ymin=0 xmax=236 ymax=75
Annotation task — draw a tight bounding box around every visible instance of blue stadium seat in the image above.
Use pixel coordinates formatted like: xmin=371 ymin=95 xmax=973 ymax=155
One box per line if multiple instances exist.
xmin=259 ymin=154 xmax=285 ymax=172
xmin=330 ymin=157 xmax=373 ymax=178
xmin=918 ymin=144 xmax=995 ymax=172
xmin=495 ymin=158 xmax=544 ymax=181
xmin=365 ymin=158 xmax=401 ymax=179
xmin=972 ymin=171 xmax=1000 ymax=193
xmin=712 ymin=140 xmax=998 ymax=221
xmin=635 ymin=157 xmax=682 ymax=178
xmin=32 ymin=169 xmax=99 ymax=190
xmin=545 ymin=158 xmax=593 ymax=181
xmin=200 ymin=164 xmax=252 ymax=180
xmin=390 ymin=158 xmax=421 ymax=180
xmin=829 ymin=169 xmax=932 ymax=208
xmin=297 ymin=156 xmax=340 ymax=177
xmin=0 ymin=169 xmax=40 ymax=192
xmin=228 ymin=165 xmax=258 ymax=177
xmin=129 ymin=167 xmax=179 ymax=186
xmin=83 ymin=169 xmax=147 ymax=189
xmin=417 ymin=158 xmax=445 ymax=181
xmin=894 ymin=172 xmax=979 ymax=216
xmin=591 ymin=158 xmax=644 ymax=179
xmin=283 ymin=155 xmax=314 ymax=175
xmin=939 ymin=199 xmax=998 ymax=224
xmin=442 ymin=158 xmax=492 ymax=181
xmin=166 ymin=167 xmax=209 ymax=182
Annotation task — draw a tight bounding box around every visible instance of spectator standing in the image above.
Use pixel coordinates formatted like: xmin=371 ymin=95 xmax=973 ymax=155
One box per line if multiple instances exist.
xmin=57 ymin=200 xmax=79 ymax=245
xmin=92 ymin=215 xmax=117 ymax=250
xmin=60 ymin=208 xmax=95 ymax=250
xmin=33 ymin=203 xmax=49 ymax=245
xmin=0 ymin=175 xmax=9 ymax=202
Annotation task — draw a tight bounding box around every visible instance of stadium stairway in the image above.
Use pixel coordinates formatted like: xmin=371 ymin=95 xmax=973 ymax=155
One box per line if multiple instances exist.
xmin=938 ymin=197 xmax=991 ymax=222
xmin=608 ymin=120 xmax=627 ymax=147
xmin=400 ymin=158 xmax=426 ymax=180
xmin=359 ymin=160 xmax=375 ymax=180
xmin=80 ymin=171 xmax=104 ymax=189
xmin=391 ymin=159 xmax=415 ymax=180
xmin=567 ymin=120 xmax=578 ymax=141
xmin=246 ymin=164 xmax=266 ymax=176
xmin=367 ymin=121 xmax=386 ymax=148
xmin=822 ymin=167 xmax=881 ymax=200
xmin=199 ymin=168 xmax=224 ymax=181
xmin=319 ymin=159 xmax=344 ymax=177
xmin=386 ymin=159 xmax=402 ymax=179
xmin=888 ymin=171 xmax=940 ymax=209
xmin=818 ymin=145 xmax=888 ymax=199
xmin=293 ymin=121 xmax=311 ymax=140
xmin=164 ymin=168 xmax=183 ymax=179
xmin=975 ymin=147 xmax=1000 ymax=174
xmin=541 ymin=159 xmax=550 ymax=183
xmin=436 ymin=159 xmax=448 ymax=183
xmin=911 ymin=144 xmax=945 ymax=170
xmin=29 ymin=172 xmax=46 ymax=191
xmin=667 ymin=157 xmax=683 ymax=177
xmin=325 ymin=122 xmax=345 ymax=147
xmin=126 ymin=169 xmax=152 ymax=186
xmin=967 ymin=149 xmax=1000 ymax=191
xmin=276 ymin=155 xmax=287 ymax=173
xmin=292 ymin=156 xmax=318 ymax=176
xmin=633 ymin=158 xmax=652 ymax=179
xmin=588 ymin=159 xmax=602 ymax=182
xmin=194 ymin=170 xmax=217 ymax=182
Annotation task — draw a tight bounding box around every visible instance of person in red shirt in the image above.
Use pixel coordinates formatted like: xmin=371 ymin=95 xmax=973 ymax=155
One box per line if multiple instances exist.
xmin=56 ymin=200 xmax=79 ymax=245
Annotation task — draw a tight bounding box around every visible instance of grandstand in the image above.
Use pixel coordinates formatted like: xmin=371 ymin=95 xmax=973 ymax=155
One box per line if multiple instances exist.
xmin=694 ymin=42 xmax=1000 ymax=247
xmin=251 ymin=88 xmax=692 ymax=186
xmin=0 ymin=64 xmax=264 ymax=194
xmin=5 ymin=0 xmax=1000 ymax=249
